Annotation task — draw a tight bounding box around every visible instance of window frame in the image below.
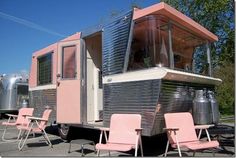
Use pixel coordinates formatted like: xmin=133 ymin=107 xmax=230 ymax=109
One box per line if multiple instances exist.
xmin=37 ymin=52 xmax=53 ymax=85
xmin=61 ymin=45 xmax=77 ymax=80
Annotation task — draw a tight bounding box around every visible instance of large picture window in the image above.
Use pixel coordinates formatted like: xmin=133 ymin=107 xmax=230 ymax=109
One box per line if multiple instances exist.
xmin=37 ymin=53 xmax=52 ymax=85
xmin=128 ymin=15 xmax=169 ymax=71
xmin=128 ymin=15 xmax=209 ymax=75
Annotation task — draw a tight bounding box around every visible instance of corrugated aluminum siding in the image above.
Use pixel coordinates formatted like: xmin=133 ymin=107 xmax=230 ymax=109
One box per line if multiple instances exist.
xmin=103 ymin=79 xmax=161 ymax=136
xmin=151 ymin=80 xmax=214 ymax=135
xmin=102 ymin=11 xmax=133 ymax=76
xmin=29 ymin=89 xmax=56 ymax=123
xmin=103 ymin=79 xmax=214 ymax=136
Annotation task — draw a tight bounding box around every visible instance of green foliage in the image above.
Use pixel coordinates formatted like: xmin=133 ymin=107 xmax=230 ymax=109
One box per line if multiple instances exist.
xmin=214 ymin=63 xmax=235 ymax=115
xmin=161 ymin=0 xmax=234 ymax=66
xmin=161 ymin=0 xmax=235 ymax=115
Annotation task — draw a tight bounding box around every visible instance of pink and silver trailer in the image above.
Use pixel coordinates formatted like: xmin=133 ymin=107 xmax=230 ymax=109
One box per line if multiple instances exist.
xmin=29 ymin=2 xmax=221 ymax=138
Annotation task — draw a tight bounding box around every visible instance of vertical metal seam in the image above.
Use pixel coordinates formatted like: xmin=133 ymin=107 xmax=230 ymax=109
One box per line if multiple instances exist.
xmin=168 ymin=22 xmax=174 ymax=69
xmin=206 ymin=41 xmax=212 ymax=77
xmin=123 ymin=10 xmax=135 ymax=72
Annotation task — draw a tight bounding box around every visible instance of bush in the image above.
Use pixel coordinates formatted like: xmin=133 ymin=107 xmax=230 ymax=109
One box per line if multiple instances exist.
xmin=213 ymin=63 xmax=235 ymax=115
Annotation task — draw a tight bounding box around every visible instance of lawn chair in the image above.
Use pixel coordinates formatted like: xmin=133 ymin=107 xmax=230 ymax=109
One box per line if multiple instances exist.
xmin=96 ymin=114 xmax=143 ymax=157
xmin=164 ymin=112 xmax=219 ymax=157
xmin=17 ymin=109 xmax=53 ymax=151
xmin=2 ymin=108 xmax=34 ymax=141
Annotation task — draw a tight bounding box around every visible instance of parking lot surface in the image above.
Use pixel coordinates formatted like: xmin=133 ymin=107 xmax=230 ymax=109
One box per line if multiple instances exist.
xmin=0 ymin=119 xmax=234 ymax=157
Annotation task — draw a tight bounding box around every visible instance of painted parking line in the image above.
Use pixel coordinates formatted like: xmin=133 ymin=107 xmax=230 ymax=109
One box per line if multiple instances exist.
xmin=0 ymin=128 xmax=16 ymax=131
xmin=0 ymin=135 xmax=59 ymax=144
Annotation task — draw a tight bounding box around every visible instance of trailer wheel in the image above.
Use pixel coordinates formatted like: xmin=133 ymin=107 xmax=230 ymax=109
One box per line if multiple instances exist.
xmin=58 ymin=124 xmax=70 ymax=140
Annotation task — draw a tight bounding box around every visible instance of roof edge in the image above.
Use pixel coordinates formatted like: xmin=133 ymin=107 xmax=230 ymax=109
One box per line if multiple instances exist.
xmin=133 ymin=2 xmax=218 ymax=42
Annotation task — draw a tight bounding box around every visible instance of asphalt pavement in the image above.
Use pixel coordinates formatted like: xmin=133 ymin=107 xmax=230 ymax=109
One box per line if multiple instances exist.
xmin=0 ymin=119 xmax=234 ymax=157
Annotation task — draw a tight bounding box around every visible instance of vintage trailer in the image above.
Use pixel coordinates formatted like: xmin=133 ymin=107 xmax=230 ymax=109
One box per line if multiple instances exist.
xmin=29 ymin=2 xmax=221 ymax=138
xmin=0 ymin=73 xmax=29 ymax=113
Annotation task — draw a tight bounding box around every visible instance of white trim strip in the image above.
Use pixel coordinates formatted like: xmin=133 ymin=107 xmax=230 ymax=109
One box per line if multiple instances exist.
xmin=103 ymin=67 xmax=222 ymax=85
xmin=29 ymin=84 xmax=56 ymax=91
xmin=103 ymin=68 xmax=167 ymax=84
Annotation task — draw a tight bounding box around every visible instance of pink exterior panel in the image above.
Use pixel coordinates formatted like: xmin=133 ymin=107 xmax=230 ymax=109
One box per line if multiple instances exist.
xmin=29 ymin=32 xmax=81 ymax=88
xmin=29 ymin=43 xmax=57 ymax=88
xmin=61 ymin=32 xmax=81 ymax=42
xmin=133 ymin=2 xmax=218 ymax=42
xmin=56 ymin=40 xmax=81 ymax=124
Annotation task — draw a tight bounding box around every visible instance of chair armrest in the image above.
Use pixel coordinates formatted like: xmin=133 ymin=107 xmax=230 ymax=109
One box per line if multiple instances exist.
xmin=195 ymin=124 xmax=214 ymax=129
xmin=22 ymin=114 xmax=32 ymax=117
xmin=195 ymin=125 xmax=214 ymax=141
xmin=26 ymin=116 xmax=47 ymax=121
xmin=98 ymin=127 xmax=110 ymax=131
xmin=6 ymin=114 xmax=18 ymax=118
xmin=163 ymin=127 xmax=179 ymax=131
xmin=135 ymin=128 xmax=143 ymax=132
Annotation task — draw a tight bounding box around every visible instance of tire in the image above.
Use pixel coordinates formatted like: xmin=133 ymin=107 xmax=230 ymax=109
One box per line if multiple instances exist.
xmin=58 ymin=124 xmax=70 ymax=140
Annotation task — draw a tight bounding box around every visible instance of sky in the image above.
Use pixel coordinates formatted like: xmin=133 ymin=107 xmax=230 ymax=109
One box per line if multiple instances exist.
xmin=0 ymin=0 xmax=159 ymax=75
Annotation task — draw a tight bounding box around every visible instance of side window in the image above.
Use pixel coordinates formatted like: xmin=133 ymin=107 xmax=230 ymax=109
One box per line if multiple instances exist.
xmin=62 ymin=45 xmax=76 ymax=79
xmin=37 ymin=53 xmax=52 ymax=85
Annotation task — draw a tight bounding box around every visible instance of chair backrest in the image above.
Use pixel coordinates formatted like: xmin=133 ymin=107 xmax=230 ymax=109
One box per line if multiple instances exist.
xmin=164 ymin=112 xmax=198 ymax=144
xmin=16 ymin=108 xmax=34 ymax=125
xmin=108 ymin=114 xmax=141 ymax=145
xmin=38 ymin=109 xmax=52 ymax=129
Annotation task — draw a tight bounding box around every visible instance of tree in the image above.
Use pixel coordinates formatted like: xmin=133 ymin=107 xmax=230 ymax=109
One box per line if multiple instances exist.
xmin=161 ymin=0 xmax=235 ymax=115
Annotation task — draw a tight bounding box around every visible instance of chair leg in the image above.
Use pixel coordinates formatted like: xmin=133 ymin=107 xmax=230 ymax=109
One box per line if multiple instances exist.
xmin=135 ymin=148 xmax=138 ymax=157
xmin=42 ymin=129 xmax=53 ymax=148
xmin=212 ymin=148 xmax=215 ymax=157
xmin=164 ymin=140 xmax=169 ymax=157
xmin=205 ymin=129 xmax=211 ymax=141
xmin=17 ymin=129 xmax=22 ymax=140
xmin=2 ymin=125 xmax=8 ymax=141
xmin=42 ymin=133 xmax=49 ymax=145
xmin=18 ymin=129 xmax=31 ymax=151
xmin=193 ymin=151 xmax=196 ymax=156
xmin=97 ymin=150 xmax=100 ymax=156
xmin=176 ymin=143 xmax=182 ymax=157
xmin=174 ymin=133 xmax=182 ymax=157
xmin=139 ymin=136 xmax=144 ymax=157
xmin=2 ymin=126 xmax=22 ymax=142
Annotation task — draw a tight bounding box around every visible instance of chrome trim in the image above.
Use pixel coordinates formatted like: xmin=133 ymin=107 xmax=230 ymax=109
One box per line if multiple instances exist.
xmin=168 ymin=22 xmax=174 ymax=69
xmin=80 ymin=39 xmax=87 ymax=123
xmin=206 ymin=41 xmax=212 ymax=77
xmin=123 ymin=10 xmax=134 ymax=72
xmin=29 ymin=84 xmax=56 ymax=91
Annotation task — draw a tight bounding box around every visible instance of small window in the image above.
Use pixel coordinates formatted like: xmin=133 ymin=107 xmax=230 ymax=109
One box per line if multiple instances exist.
xmin=62 ymin=45 xmax=76 ymax=79
xmin=37 ymin=53 xmax=52 ymax=85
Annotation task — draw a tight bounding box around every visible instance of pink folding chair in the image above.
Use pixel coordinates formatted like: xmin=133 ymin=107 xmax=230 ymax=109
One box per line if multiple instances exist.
xmin=17 ymin=109 xmax=53 ymax=151
xmin=164 ymin=112 xmax=219 ymax=157
xmin=96 ymin=114 xmax=143 ymax=157
xmin=2 ymin=108 xmax=34 ymax=141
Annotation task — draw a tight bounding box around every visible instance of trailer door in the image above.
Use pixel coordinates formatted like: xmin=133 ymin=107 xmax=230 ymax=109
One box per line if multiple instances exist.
xmin=56 ymin=40 xmax=81 ymax=124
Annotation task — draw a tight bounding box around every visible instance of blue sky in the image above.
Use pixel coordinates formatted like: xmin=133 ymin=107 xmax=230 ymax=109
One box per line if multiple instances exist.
xmin=0 ymin=0 xmax=159 ymax=74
